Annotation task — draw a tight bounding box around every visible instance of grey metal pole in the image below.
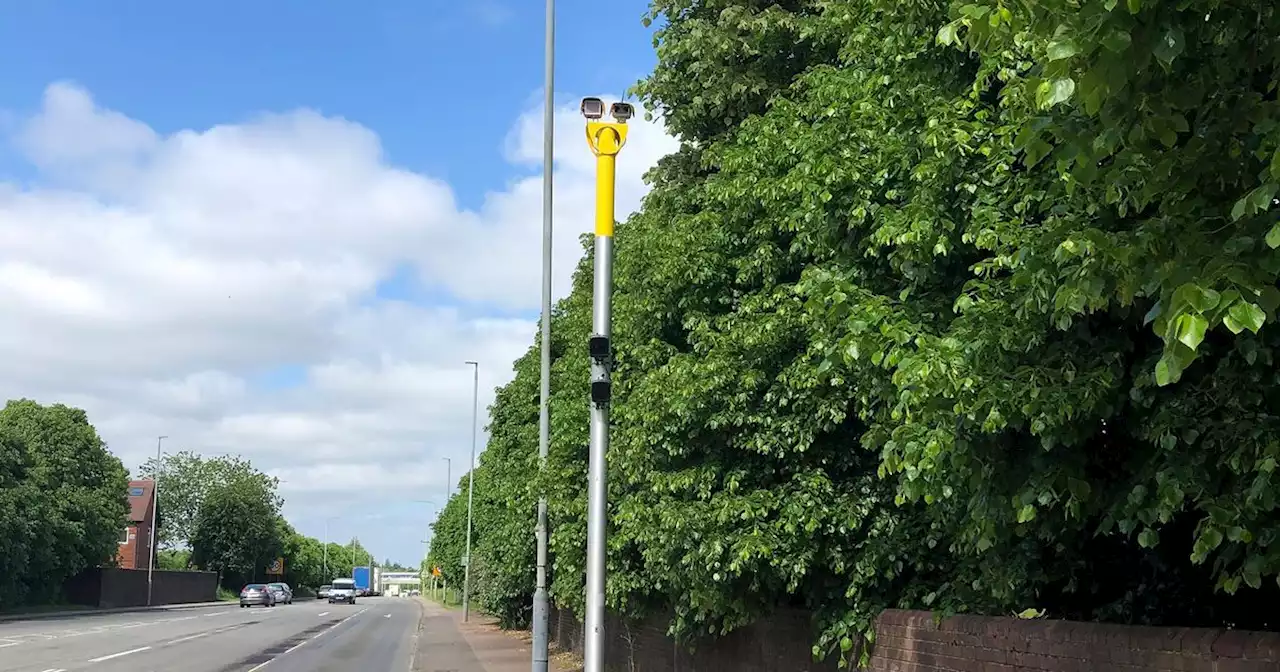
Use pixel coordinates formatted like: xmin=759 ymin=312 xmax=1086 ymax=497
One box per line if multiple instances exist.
xmin=584 ymin=234 xmax=613 ymax=670
xmin=463 ymin=360 xmax=480 ymax=621
xmin=323 ymin=518 xmax=329 ymax=580
xmin=147 ymin=435 xmax=166 ymax=607
xmin=581 ymin=102 xmax=627 ymax=672
xmin=532 ymin=0 xmax=556 ymax=669
xmin=444 ymin=457 xmax=452 ymax=498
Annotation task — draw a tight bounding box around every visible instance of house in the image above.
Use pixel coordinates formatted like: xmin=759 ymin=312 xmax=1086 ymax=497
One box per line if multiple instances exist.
xmin=116 ymin=480 xmax=156 ymax=570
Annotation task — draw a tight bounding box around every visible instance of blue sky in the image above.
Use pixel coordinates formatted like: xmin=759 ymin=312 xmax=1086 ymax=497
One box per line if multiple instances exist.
xmin=0 ymin=0 xmax=662 ymax=567
xmin=0 ymin=0 xmax=657 ymax=209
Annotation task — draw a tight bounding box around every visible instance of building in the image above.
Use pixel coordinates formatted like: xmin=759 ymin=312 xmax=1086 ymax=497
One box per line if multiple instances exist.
xmin=116 ymin=480 xmax=156 ymax=570
xmin=379 ymin=571 xmax=421 ymax=596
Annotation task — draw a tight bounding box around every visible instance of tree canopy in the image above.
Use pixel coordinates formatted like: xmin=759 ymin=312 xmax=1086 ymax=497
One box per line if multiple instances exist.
xmin=427 ymin=0 xmax=1280 ymax=666
xmin=0 ymin=399 xmax=129 ymax=606
xmin=137 ymin=450 xmax=280 ymax=550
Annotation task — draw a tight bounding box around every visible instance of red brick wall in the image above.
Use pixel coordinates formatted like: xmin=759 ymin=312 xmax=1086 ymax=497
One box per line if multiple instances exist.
xmin=550 ymin=606 xmax=1280 ymax=672
xmin=115 ymin=523 xmax=153 ymax=570
xmin=872 ymin=609 xmax=1280 ymax=672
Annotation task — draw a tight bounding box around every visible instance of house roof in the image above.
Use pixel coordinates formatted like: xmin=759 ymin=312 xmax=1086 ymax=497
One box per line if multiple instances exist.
xmin=126 ymin=480 xmax=155 ymax=523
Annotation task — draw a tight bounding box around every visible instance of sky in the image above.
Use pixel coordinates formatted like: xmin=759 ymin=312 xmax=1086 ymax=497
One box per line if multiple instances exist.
xmin=0 ymin=0 xmax=679 ymax=567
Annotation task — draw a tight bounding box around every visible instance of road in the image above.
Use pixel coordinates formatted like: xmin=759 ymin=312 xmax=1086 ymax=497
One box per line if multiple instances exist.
xmin=0 ymin=597 xmax=419 ymax=672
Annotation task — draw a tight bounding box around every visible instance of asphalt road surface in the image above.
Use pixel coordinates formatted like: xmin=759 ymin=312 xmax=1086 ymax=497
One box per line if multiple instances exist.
xmin=0 ymin=597 xmax=419 ymax=672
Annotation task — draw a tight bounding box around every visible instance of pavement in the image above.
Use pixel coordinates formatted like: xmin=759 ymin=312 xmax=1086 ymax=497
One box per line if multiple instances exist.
xmin=0 ymin=596 xmax=419 ymax=672
xmin=412 ymin=601 xmax=576 ymax=672
xmin=0 ymin=602 xmax=228 ymax=623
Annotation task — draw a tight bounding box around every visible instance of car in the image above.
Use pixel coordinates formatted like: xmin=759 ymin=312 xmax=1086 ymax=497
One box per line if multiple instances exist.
xmin=328 ymin=578 xmax=357 ymax=605
xmin=239 ymin=584 xmax=277 ymax=608
xmin=317 ymin=584 xmax=332 ymax=600
xmin=266 ymin=582 xmax=293 ymax=605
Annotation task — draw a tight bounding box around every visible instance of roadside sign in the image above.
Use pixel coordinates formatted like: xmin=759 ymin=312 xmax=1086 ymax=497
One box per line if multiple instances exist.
xmin=432 ymin=566 xmax=441 ymax=577
xmin=268 ymin=557 xmax=284 ymax=574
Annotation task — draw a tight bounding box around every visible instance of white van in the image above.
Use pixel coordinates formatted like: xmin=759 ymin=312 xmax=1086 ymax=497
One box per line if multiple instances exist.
xmin=328 ymin=578 xmax=357 ymax=604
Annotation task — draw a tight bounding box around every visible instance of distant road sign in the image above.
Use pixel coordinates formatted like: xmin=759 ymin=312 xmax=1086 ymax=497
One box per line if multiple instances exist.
xmin=432 ymin=566 xmax=441 ymax=577
xmin=268 ymin=557 xmax=284 ymax=574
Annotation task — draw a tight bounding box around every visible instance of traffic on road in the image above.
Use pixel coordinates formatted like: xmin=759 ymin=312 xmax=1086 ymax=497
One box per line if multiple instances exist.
xmin=0 ymin=596 xmax=417 ymax=672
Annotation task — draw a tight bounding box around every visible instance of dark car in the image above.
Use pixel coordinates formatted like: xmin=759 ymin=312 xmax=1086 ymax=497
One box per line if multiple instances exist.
xmin=267 ymin=582 xmax=293 ymax=605
xmin=239 ymin=584 xmax=276 ymax=608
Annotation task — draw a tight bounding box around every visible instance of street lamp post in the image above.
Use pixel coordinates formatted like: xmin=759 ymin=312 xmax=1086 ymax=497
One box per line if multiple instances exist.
xmin=412 ymin=499 xmax=437 ymax=599
xmin=462 ymin=360 xmax=480 ymax=622
xmin=147 ymin=435 xmax=167 ymax=607
xmin=580 ymin=97 xmax=631 ymax=672
xmin=323 ymin=517 xmax=334 ymax=580
xmin=532 ymin=1 xmax=557 ymax=669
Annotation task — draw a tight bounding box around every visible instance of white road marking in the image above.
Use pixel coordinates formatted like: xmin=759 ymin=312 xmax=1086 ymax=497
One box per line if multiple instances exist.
xmin=164 ymin=631 xmax=211 ymax=645
xmin=88 ymin=646 xmax=151 ymax=662
xmin=384 ymin=613 xmax=391 ymax=618
xmin=318 ymin=611 xmax=330 ymax=617
xmin=40 ymin=668 xmax=66 ymax=672
xmin=0 ymin=641 xmax=21 ymax=649
xmin=244 ymin=608 xmax=367 ymax=672
xmin=203 ymin=610 xmax=233 ymax=617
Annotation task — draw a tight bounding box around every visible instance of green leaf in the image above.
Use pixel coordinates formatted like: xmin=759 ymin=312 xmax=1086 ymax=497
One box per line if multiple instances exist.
xmin=1155 ymin=356 xmax=1179 ymax=386
xmin=1248 ymin=183 xmax=1278 ymax=211
xmin=840 ymin=636 xmax=853 ymax=652
xmin=1267 ymin=223 xmax=1280 ymax=249
xmin=1174 ymin=313 xmax=1209 ymax=350
xmin=1047 ymin=40 xmax=1079 ymax=61
xmin=1153 ymin=27 xmax=1185 ymax=66
xmin=1017 ymin=504 xmax=1037 ymax=523
xmin=1126 ymin=0 xmax=1141 ymax=13
xmin=1102 ymin=30 xmax=1132 ymax=52
xmin=936 ymin=23 xmax=958 ymax=46
xmin=1227 ymin=301 xmax=1266 ymax=334
xmin=1232 ymin=197 xmax=1248 ymax=221
xmin=1137 ymin=528 xmax=1159 ymax=548
xmin=1041 ymin=78 xmax=1076 ymax=108
xmin=1199 ymin=527 xmax=1224 ymax=552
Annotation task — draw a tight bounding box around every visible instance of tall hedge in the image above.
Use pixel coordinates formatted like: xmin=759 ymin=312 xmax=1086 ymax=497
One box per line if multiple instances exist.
xmin=427 ymin=0 xmax=1280 ymax=666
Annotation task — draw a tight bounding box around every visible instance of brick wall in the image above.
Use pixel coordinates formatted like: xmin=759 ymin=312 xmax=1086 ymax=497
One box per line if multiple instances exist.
xmin=549 ymin=606 xmax=1280 ymax=672
xmin=115 ymin=522 xmax=154 ymax=570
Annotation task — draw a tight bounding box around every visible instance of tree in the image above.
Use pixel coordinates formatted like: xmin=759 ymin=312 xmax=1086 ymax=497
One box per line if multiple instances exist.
xmin=190 ymin=478 xmax=283 ymax=588
xmin=0 ymin=400 xmax=129 ymax=606
xmin=137 ymin=451 xmax=280 ymax=550
xmin=426 ymin=0 xmax=1280 ymax=666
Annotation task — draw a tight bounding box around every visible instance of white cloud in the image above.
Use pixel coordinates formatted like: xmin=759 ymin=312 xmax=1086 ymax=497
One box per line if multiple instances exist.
xmin=0 ymin=81 xmax=677 ymax=562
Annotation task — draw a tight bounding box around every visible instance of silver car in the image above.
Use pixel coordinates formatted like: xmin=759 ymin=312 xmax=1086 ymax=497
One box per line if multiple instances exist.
xmin=317 ymin=584 xmax=332 ymax=600
xmin=239 ymin=584 xmax=276 ymax=608
xmin=267 ymin=582 xmax=293 ymax=605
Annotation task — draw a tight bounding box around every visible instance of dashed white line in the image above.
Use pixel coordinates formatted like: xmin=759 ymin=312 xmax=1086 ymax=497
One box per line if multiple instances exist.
xmin=0 ymin=641 xmax=20 ymax=649
xmin=244 ymin=608 xmax=367 ymax=672
xmin=39 ymin=668 xmax=65 ymax=672
xmin=164 ymin=631 xmax=211 ymax=645
xmin=203 ymin=610 xmax=233 ymax=617
xmin=383 ymin=613 xmax=391 ymax=619
xmin=318 ymin=611 xmax=330 ymax=617
xmin=88 ymin=646 xmax=151 ymax=662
